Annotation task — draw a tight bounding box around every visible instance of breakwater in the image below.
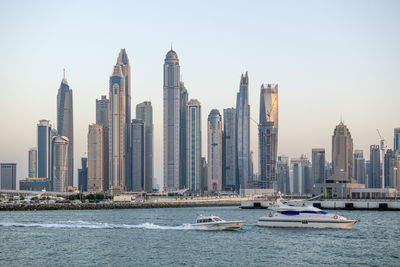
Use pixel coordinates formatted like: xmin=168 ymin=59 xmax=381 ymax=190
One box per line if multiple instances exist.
xmin=0 ymin=200 xmax=242 ymax=211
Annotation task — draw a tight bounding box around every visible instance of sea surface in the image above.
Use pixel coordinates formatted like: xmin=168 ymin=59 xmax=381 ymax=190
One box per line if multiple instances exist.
xmin=0 ymin=207 xmax=399 ymax=266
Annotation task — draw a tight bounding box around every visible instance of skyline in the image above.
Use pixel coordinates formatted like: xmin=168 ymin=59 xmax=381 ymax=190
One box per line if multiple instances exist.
xmin=1 ymin=1 xmax=400 ymax=188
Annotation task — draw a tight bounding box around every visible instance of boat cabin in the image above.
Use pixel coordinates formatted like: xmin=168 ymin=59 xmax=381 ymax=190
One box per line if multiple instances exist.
xmin=196 ymin=216 xmax=223 ymax=223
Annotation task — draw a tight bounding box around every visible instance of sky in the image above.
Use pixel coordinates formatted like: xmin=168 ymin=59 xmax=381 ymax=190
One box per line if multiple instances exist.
xmin=0 ymin=0 xmax=399 ymax=188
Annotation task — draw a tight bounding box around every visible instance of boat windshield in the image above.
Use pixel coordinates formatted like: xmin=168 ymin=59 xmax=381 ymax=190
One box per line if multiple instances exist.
xmin=213 ymin=217 xmax=223 ymax=222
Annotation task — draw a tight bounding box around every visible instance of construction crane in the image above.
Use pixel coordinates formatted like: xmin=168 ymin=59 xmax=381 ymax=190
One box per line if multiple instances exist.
xmin=377 ymin=129 xmax=387 ymax=189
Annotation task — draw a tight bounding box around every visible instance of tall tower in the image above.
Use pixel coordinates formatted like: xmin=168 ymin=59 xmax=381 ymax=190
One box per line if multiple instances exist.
xmin=186 ymin=99 xmax=201 ymax=192
xmin=369 ymin=145 xmax=380 ymax=188
xmin=57 ymin=71 xmax=74 ymax=187
xmin=312 ymin=148 xmax=325 ymax=185
xmin=88 ymin=124 xmax=104 ymax=192
xmin=52 ymin=136 xmax=69 ymax=192
xmin=163 ymin=49 xmax=180 ymax=192
xmin=353 ymin=150 xmax=366 ymax=185
xmin=37 ymin=120 xmax=52 ymax=179
xmin=259 ymin=84 xmax=278 ymax=189
xmin=394 ymin=128 xmax=400 ymax=151
xmin=236 ymin=72 xmax=250 ymax=191
xmin=330 ymin=122 xmax=353 ymax=183
xmin=28 ymin=148 xmax=38 ymax=178
xmin=96 ymin=95 xmax=110 ymax=191
xmin=180 ymin=82 xmax=188 ymax=189
xmin=108 ymin=63 xmax=127 ymax=193
xmin=207 ymin=109 xmax=223 ymax=193
xmin=222 ymin=108 xmax=237 ymax=192
xmin=131 ymin=119 xmax=145 ymax=191
xmin=136 ymin=101 xmax=153 ymax=193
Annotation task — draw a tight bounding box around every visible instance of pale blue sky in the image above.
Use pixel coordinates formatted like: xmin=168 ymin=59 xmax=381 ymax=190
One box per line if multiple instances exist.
xmin=0 ymin=0 xmax=399 ymax=187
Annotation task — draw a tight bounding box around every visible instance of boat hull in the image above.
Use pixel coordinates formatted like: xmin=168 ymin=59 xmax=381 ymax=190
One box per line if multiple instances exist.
xmin=190 ymin=221 xmax=246 ymax=231
xmin=257 ymin=218 xmax=357 ymax=229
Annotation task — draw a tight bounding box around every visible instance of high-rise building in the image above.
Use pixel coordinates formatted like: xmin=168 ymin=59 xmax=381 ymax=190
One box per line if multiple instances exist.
xmin=236 ymin=72 xmax=250 ymax=191
xmin=277 ymin=156 xmax=289 ymax=193
xmin=329 ymin=122 xmax=353 ymax=183
xmin=369 ymin=145 xmax=380 ymax=188
xmin=131 ymin=119 xmax=145 ymax=191
xmin=353 ymin=150 xmax=366 ymax=185
xmin=301 ymin=155 xmax=312 ymax=194
xmin=37 ymin=120 xmax=52 ymax=179
xmin=186 ymin=99 xmax=201 ymax=192
xmin=290 ymin=158 xmax=301 ymax=193
xmin=108 ymin=50 xmax=130 ymax=193
xmin=0 ymin=163 xmax=16 ymax=190
xmin=78 ymin=157 xmax=88 ymax=192
xmin=200 ymin=157 xmax=208 ymax=193
xmin=259 ymin=84 xmax=278 ymax=190
xmin=312 ymin=148 xmax=325 ymax=185
xmin=52 ymin=136 xmax=69 ymax=192
xmin=57 ymin=71 xmax=74 ymax=187
xmin=180 ymin=82 xmax=188 ymax=189
xmin=28 ymin=148 xmax=37 ymax=178
xmin=207 ymin=109 xmax=223 ymax=193
xmin=394 ymin=128 xmax=400 ymax=151
xmin=136 ymin=101 xmax=153 ymax=193
xmin=384 ymin=149 xmax=395 ymax=188
xmin=96 ymin=95 xmax=109 ymax=192
xmin=163 ymin=49 xmax=180 ymax=192
xmin=222 ymin=108 xmax=237 ymax=192
xmin=88 ymin=124 xmax=104 ymax=192
xmin=395 ymin=154 xmax=400 ymax=189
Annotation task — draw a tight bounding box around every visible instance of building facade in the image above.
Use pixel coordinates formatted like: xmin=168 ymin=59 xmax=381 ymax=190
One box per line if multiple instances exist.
xmin=131 ymin=119 xmax=145 ymax=191
xmin=353 ymin=150 xmax=366 ymax=185
xmin=136 ymin=101 xmax=153 ymax=193
xmin=28 ymin=148 xmax=37 ymax=178
xmin=277 ymin=156 xmax=289 ymax=193
xmin=207 ymin=109 xmax=223 ymax=193
xmin=96 ymin=95 xmax=109 ymax=192
xmin=78 ymin=157 xmax=88 ymax=192
xmin=52 ymin=136 xmax=69 ymax=192
xmin=312 ymin=148 xmax=325 ymax=185
xmin=20 ymin=178 xmax=50 ymax=191
xmin=0 ymin=163 xmax=16 ymax=190
xmin=222 ymin=108 xmax=237 ymax=192
xmin=236 ymin=72 xmax=250 ymax=191
xmin=394 ymin=128 xmax=400 ymax=151
xmin=163 ymin=49 xmax=181 ymax=192
xmin=329 ymin=122 xmax=353 ymax=183
xmin=186 ymin=99 xmax=201 ymax=192
xmin=369 ymin=145 xmax=380 ymax=188
xmin=88 ymin=124 xmax=104 ymax=192
xmin=37 ymin=120 xmax=52 ymax=179
xmin=179 ymin=82 xmax=188 ymax=189
xmin=57 ymin=72 xmax=74 ymax=187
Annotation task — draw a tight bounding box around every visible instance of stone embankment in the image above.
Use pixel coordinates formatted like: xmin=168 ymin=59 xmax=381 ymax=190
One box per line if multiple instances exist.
xmin=0 ymin=200 xmax=242 ymax=211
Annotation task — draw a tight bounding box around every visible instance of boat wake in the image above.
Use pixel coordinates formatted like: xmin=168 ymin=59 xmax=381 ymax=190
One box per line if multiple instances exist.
xmin=0 ymin=221 xmax=194 ymax=230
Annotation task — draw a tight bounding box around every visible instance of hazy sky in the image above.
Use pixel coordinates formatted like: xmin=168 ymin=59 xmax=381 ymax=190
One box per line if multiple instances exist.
xmin=0 ymin=0 xmax=399 ymax=188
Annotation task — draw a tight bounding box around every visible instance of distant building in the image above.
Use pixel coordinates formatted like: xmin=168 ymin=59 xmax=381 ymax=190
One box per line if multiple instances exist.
xmin=96 ymin=95 xmax=109 ymax=191
xmin=222 ymin=108 xmax=237 ymax=192
xmin=186 ymin=99 xmax=201 ymax=192
xmin=52 ymin=136 xmax=69 ymax=192
xmin=301 ymin=155 xmax=312 ymax=194
xmin=394 ymin=128 xmax=400 ymax=151
xmin=369 ymin=145 xmax=380 ymax=188
xmin=28 ymin=148 xmax=37 ymax=178
xmin=78 ymin=157 xmax=88 ymax=192
xmin=259 ymin=83 xmax=278 ymax=190
xmin=290 ymin=158 xmax=301 ymax=194
xmin=353 ymin=150 xmax=366 ymax=185
xmin=163 ymin=49 xmax=180 ymax=192
xmin=236 ymin=72 xmax=250 ymax=190
xmin=180 ymin=82 xmax=188 ymax=190
xmin=200 ymin=157 xmax=208 ymax=193
xmin=312 ymin=149 xmax=325 ymax=185
xmin=207 ymin=109 xmax=223 ymax=193
xmin=37 ymin=120 xmax=52 ymax=179
xmin=0 ymin=163 xmax=16 ymax=190
xmin=131 ymin=119 xmax=145 ymax=191
xmin=20 ymin=178 xmax=50 ymax=191
xmin=88 ymin=124 xmax=104 ymax=192
xmin=57 ymin=71 xmax=74 ymax=187
xmin=277 ymin=156 xmax=289 ymax=193
xmin=395 ymin=154 xmax=400 ymax=189
xmin=136 ymin=101 xmax=153 ymax=193
xmin=384 ymin=149 xmax=395 ymax=188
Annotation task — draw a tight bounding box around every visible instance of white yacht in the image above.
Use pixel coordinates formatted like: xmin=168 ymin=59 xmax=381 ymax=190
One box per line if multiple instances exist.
xmin=257 ymin=201 xmax=358 ymax=229
xmin=190 ymin=215 xmax=245 ymax=231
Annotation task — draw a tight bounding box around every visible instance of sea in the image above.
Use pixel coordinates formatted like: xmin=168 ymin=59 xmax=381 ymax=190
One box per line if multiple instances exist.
xmin=0 ymin=206 xmax=399 ymax=266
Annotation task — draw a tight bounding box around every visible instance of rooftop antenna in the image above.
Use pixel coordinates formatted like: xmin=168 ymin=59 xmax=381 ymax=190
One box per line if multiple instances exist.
xmin=63 ymin=68 xmax=66 ymax=79
xmin=171 ymin=42 xmax=173 ymax=50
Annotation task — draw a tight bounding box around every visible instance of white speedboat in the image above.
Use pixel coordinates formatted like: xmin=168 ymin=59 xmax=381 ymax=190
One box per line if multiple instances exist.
xmin=257 ymin=201 xmax=358 ymax=229
xmin=190 ymin=215 xmax=245 ymax=231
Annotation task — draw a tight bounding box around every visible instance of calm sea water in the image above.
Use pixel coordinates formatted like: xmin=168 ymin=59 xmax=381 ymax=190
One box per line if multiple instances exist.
xmin=0 ymin=207 xmax=399 ymax=266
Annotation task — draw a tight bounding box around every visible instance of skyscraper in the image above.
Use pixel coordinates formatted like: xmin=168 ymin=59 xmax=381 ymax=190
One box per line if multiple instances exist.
xmin=353 ymin=150 xmax=366 ymax=185
xmin=186 ymin=99 xmax=201 ymax=192
xmin=37 ymin=120 xmax=52 ymax=179
xmin=131 ymin=119 xmax=145 ymax=191
xmin=222 ymin=108 xmax=237 ymax=192
xmin=180 ymin=82 xmax=188 ymax=189
xmin=78 ymin=157 xmax=88 ymax=192
xmin=57 ymin=71 xmax=74 ymax=187
xmin=88 ymin=124 xmax=104 ymax=192
xmin=384 ymin=149 xmax=395 ymax=188
xmin=52 ymin=136 xmax=69 ymax=192
xmin=0 ymin=163 xmax=16 ymax=190
xmin=28 ymin=148 xmax=37 ymax=178
xmin=207 ymin=109 xmax=223 ymax=193
xmin=277 ymin=156 xmax=289 ymax=193
xmin=163 ymin=49 xmax=180 ymax=192
xmin=312 ymin=148 xmax=325 ymax=185
xmin=201 ymin=157 xmax=208 ymax=193
xmin=236 ymin=72 xmax=250 ymax=191
xmin=290 ymin=158 xmax=301 ymax=193
xmin=96 ymin=95 xmax=110 ymax=191
xmin=394 ymin=128 xmax=400 ymax=151
xmin=329 ymin=122 xmax=353 ymax=183
xmin=136 ymin=101 xmax=153 ymax=193
xmin=369 ymin=145 xmax=380 ymax=188
xmin=259 ymin=84 xmax=279 ymax=190
xmin=108 ymin=52 xmax=129 ymax=193
xmin=301 ymin=155 xmax=312 ymax=193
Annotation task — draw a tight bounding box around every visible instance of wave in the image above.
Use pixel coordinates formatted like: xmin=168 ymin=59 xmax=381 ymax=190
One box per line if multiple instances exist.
xmin=0 ymin=221 xmax=194 ymax=230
